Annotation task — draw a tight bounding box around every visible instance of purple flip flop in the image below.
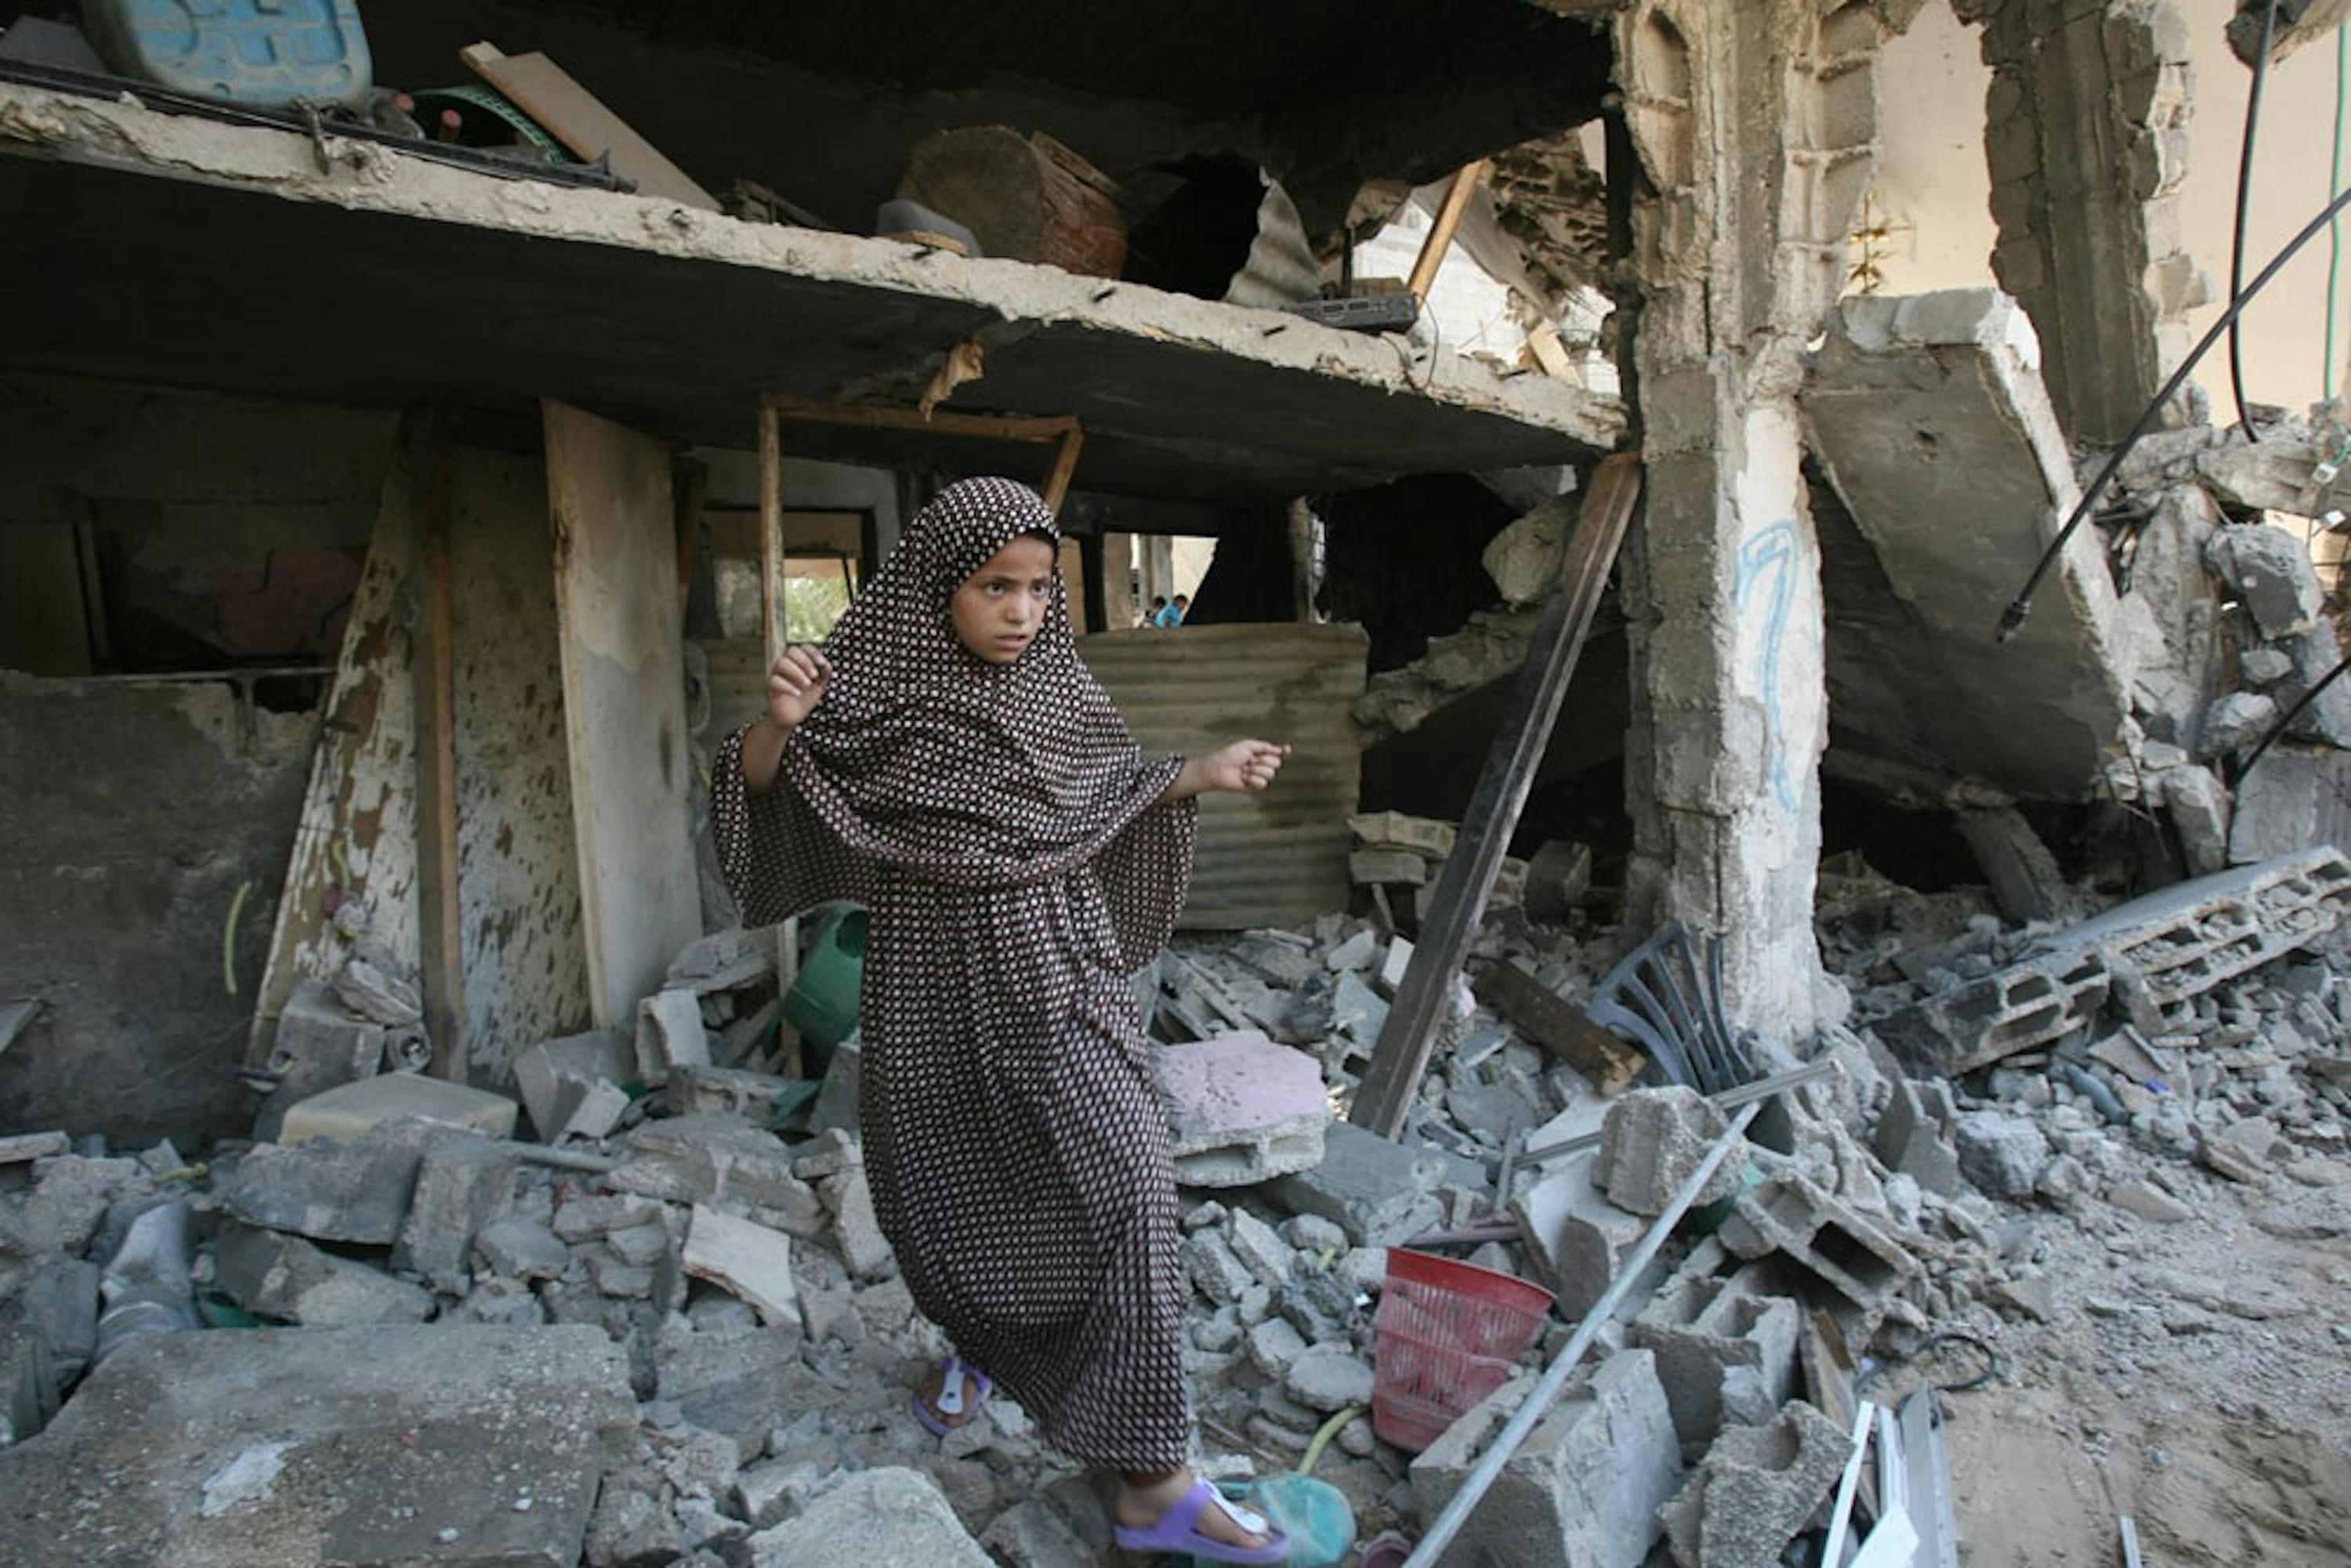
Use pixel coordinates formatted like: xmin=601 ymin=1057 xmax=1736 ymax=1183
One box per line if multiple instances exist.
xmin=910 ymin=1354 xmax=991 ymax=1438
xmin=1112 ymin=1478 xmax=1291 ymax=1564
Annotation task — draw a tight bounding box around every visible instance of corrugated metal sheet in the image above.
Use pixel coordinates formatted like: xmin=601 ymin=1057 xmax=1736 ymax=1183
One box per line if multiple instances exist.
xmin=1083 ymin=623 xmax=1367 ymax=930
xmin=697 ymin=625 xmax=1366 ymax=930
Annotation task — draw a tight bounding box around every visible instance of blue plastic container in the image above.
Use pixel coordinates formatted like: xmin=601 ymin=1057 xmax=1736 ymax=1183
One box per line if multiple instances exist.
xmin=84 ymin=1 xmax=373 ymax=110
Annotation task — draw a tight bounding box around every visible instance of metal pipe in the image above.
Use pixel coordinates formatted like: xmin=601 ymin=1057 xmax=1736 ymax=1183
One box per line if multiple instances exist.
xmin=1515 ymin=1057 xmax=1831 ymax=1168
xmin=1401 ymin=1099 xmax=1765 ymax=1567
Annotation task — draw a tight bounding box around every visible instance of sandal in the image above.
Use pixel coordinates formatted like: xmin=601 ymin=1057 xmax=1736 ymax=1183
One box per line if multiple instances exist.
xmin=909 ymin=1354 xmax=991 ymax=1438
xmin=1111 ymin=1477 xmax=1291 ymax=1564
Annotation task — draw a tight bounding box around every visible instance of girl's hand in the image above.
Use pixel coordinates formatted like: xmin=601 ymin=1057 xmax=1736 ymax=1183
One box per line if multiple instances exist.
xmin=765 ymin=645 xmax=834 ymax=730
xmin=1201 ymin=739 xmax=1290 ymax=794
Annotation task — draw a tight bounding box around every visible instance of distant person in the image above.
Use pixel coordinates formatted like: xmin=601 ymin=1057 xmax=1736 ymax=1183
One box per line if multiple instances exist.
xmin=1144 ymin=595 xmax=1168 ymax=628
xmin=1154 ymin=593 xmax=1189 ymax=629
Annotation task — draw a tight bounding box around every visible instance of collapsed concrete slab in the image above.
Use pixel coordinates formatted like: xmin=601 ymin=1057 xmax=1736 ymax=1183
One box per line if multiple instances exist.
xmin=1878 ymin=848 xmax=2351 ymax=1073
xmin=1800 ymin=290 xmax=2130 ymax=801
xmin=0 ymin=1324 xmax=634 ymax=1566
xmin=1153 ymin=1030 xmax=1329 ymax=1187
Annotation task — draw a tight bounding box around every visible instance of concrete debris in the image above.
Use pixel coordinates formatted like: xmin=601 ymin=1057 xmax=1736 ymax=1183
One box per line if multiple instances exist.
xmin=744 ymin=1466 xmax=992 ymax=1567
xmin=213 ymin=1221 xmax=436 ymax=1325
xmin=1661 ymin=1399 xmax=1853 ymax=1568
xmin=513 ymin=1028 xmax=638 ymax=1143
xmin=255 ymin=978 xmax=386 ymax=1141
xmin=1154 ymin=1030 xmax=1329 ymax=1186
xmin=1954 ymin=1110 xmax=2052 ymax=1199
xmin=280 ymin=1072 xmax=520 ymax=1145
xmin=682 ymin=1204 xmax=801 ymax=1329
xmin=222 ymin=1118 xmax=439 ymax=1244
xmin=1628 ymin=1245 xmax=1801 ymax=1452
xmin=1480 ymin=493 xmax=1578 ymax=607
xmin=1593 ymin=1087 xmax=1741 ymax=1215
xmin=1509 ymin=1153 xmax=1652 ymax=1321
xmin=393 ymin=1133 xmax=519 ymax=1283
xmin=331 ymin=955 xmax=425 ymax=1029
xmin=1716 ymin=1172 xmax=1918 ymax=1338
xmin=636 ymin=988 xmax=712 ymax=1088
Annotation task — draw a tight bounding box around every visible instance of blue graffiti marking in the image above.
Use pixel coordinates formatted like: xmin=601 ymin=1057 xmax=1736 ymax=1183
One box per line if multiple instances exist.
xmin=1735 ymin=520 xmax=1799 ymax=812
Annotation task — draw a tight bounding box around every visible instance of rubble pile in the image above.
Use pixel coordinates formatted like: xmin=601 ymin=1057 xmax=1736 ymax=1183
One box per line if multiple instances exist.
xmin=2 ymin=826 xmax=2348 ymax=1563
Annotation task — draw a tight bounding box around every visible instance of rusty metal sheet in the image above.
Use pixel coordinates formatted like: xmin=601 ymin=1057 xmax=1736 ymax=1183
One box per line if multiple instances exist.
xmin=1082 ymin=623 xmax=1366 ymax=930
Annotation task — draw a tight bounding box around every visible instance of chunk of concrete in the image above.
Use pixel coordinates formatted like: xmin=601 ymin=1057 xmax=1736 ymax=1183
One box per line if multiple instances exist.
xmin=1954 ymin=806 xmax=2071 ymax=925
xmin=2158 ymin=762 xmax=2233 ymax=876
xmin=393 ymin=1134 xmax=518 ymax=1283
xmin=746 ymin=1467 xmax=992 ymax=1567
xmin=223 ymin=1120 xmax=437 ymax=1244
xmin=655 ymin=1320 xmax=811 ymax=1454
xmin=682 ymin=1204 xmax=801 ymax=1331
xmin=476 ymin=1214 xmax=572 ymax=1280
xmin=255 ymin=978 xmax=383 ymax=1141
xmin=2197 ymin=690 xmax=2278 ymax=759
xmin=280 ymin=1074 xmax=518 ymax=1146
xmin=331 ymin=956 xmax=423 ymax=1028
xmin=1802 ymin=289 xmax=2130 ymax=799
xmin=810 ymin=1030 xmax=863 ymax=1136
xmin=2229 ymin=750 xmax=2351 ymax=865
xmin=1954 ymin=1110 xmax=2051 ymax=1198
xmin=2204 ymin=523 xmax=2325 ymax=639
xmin=1716 ymin=1172 xmax=1915 ymax=1338
xmin=822 ymin=1167 xmax=893 ymax=1280
xmin=511 ymin=1028 xmax=635 ymax=1143
xmin=1481 ymin=494 xmax=1576 ymax=606
xmin=0 ymin=1324 xmax=633 ymax=1565
xmin=1267 ymin=1121 xmax=1480 ymax=1248
xmin=1661 ymin=1399 xmax=1853 ymax=1568
xmin=1410 ymin=1349 xmax=1681 ymax=1568
xmin=1871 ymin=1077 xmax=1962 ymax=1197
xmin=1509 ymin=1153 xmax=1650 ymax=1321
xmin=1154 ymin=1031 xmax=1329 ymax=1188
xmin=1628 ymin=1250 xmax=1801 ymax=1451
xmin=212 ymin=1222 xmax=435 ymax=1326
xmin=635 ymin=988 xmax=711 ymax=1088
xmin=1592 ymin=1087 xmax=1741 ymax=1216
xmin=614 ymin=1115 xmax=827 ymax=1235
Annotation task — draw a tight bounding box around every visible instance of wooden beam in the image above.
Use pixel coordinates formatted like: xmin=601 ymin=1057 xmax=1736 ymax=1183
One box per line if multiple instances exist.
xmin=1349 ymin=454 xmax=1642 ymax=1138
xmin=759 ymin=402 xmax=784 ymax=668
xmin=1473 ymin=961 xmax=1646 ymax=1093
xmin=1407 ymin=159 xmax=1492 ymax=303
xmin=759 ymin=393 xmax=1078 ymax=445
xmin=459 ymin=42 xmax=719 ymax=212
xmin=411 ymin=410 xmax=466 ymax=1080
xmin=1039 ymin=425 xmax=1085 ymax=515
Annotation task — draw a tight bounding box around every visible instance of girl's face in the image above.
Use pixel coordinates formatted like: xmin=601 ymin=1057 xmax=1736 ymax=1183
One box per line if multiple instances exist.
xmin=950 ymin=533 xmax=1056 ymax=664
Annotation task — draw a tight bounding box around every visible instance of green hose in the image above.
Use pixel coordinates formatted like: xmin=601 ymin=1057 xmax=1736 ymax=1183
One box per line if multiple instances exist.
xmin=1296 ymin=1404 xmax=1364 ymax=1476
xmin=223 ymin=879 xmax=253 ymax=996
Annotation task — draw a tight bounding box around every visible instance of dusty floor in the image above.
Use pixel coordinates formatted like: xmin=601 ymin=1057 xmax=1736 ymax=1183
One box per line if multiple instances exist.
xmin=1929 ymin=1168 xmax=2351 ymax=1565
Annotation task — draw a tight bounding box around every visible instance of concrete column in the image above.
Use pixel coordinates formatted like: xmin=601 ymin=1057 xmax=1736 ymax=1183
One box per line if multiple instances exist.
xmin=1615 ymin=0 xmax=1916 ymax=1039
xmin=1955 ymin=0 xmax=2202 ymax=444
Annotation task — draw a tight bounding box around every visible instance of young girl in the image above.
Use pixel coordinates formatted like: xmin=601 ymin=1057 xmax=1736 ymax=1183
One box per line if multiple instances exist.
xmin=715 ymin=476 xmax=1292 ymax=1563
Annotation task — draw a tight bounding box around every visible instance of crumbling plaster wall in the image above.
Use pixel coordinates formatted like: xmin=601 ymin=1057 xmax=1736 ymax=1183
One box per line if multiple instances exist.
xmin=1617 ymin=0 xmax=1923 ymax=1041
xmin=0 ymin=376 xmax=397 ymax=1141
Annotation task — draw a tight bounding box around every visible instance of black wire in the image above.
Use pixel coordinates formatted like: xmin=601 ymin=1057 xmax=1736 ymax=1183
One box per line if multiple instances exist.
xmin=2236 ymin=646 xmax=2351 ymax=782
xmin=2228 ymin=0 xmax=2282 ymax=437
xmin=2001 ymin=180 xmax=2351 ymax=642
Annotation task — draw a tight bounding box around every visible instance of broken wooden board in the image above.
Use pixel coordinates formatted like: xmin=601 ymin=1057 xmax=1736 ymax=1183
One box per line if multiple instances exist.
xmin=448 ymin=443 xmax=592 ymax=1078
xmin=245 ymin=422 xmax=421 ymax=1066
xmin=544 ymin=399 xmax=701 ymax=1030
xmin=1473 ymin=960 xmax=1645 ymax=1093
xmin=461 ymin=42 xmax=718 ymax=212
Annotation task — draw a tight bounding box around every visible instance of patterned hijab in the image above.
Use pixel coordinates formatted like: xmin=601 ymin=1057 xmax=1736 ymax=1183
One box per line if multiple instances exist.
xmin=745 ymin=476 xmax=1189 ymax=900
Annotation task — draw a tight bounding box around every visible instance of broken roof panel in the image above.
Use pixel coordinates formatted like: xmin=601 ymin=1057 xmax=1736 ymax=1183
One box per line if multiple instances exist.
xmin=0 ymin=81 xmax=1622 ymax=503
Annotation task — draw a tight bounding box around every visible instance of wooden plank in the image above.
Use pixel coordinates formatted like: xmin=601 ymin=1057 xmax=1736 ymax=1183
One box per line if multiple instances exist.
xmin=459 ymin=42 xmax=718 ymax=212
xmin=447 ymin=444 xmax=592 ymax=1080
xmin=1473 ymin=961 xmax=1646 ymax=1093
xmin=1407 ymin=159 xmax=1492 ymax=302
xmin=245 ymin=428 xmax=423 ymax=1066
xmin=759 ymin=393 xmax=1078 ymax=444
xmin=759 ymin=403 xmax=784 ymax=670
xmin=1039 ymin=425 xmax=1085 ymax=515
xmin=413 ymin=412 xmax=467 ymax=1079
xmin=1350 ymin=454 xmax=1642 ymax=1138
xmin=543 ymin=399 xmax=701 ymax=1030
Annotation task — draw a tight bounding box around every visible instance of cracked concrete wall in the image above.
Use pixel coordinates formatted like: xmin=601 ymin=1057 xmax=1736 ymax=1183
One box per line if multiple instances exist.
xmin=1954 ymin=0 xmax=2203 ymax=444
xmin=1617 ymin=0 xmax=1921 ymax=1041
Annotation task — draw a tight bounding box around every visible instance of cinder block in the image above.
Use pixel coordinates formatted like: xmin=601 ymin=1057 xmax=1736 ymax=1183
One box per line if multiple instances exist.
xmin=1661 ymin=1400 xmax=1853 ymax=1568
xmin=1629 ymin=1250 xmax=1800 ymax=1451
xmin=1592 ymin=1087 xmax=1741 ymax=1216
xmin=1715 ymin=1172 xmax=1914 ymax=1338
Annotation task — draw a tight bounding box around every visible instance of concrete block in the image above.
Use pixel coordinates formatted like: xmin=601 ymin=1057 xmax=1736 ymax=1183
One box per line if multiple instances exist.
xmin=223 ymin=1120 xmax=437 ymax=1244
xmin=1266 ymin=1121 xmax=1478 ymax=1247
xmin=1954 ymin=1110 xmax=2051 ymax=1197
xmin=1628 ymin=1256 xmax=1800 ymax=1450
xmin=1246 ymin=1316 xmax=1308 ymax=1378
xmin=476 ymin=1214 xmax=571 ymax=1280
xmin=1285 ymin=1346 xmax=1375 ymax=1412
xmin=1524 ymin=839 xmax=1594 ymax=922
xmin=822 ymin=1167 xmax=893 ymax=1280
xmin=1480 ymin=494 xmax=1576 ymax=606
xmin=617 ymin=1115 xmax=828 ymax=1236
xmin=393 ymin=1134 xmax=517 ymax=1283
xmin=213 ymin=1221 xmax=434 ymax=1326
xmin=2158 ymin=763 xmax=2232 ymax=876
xmin=681 ymin=1205 xmax=800 ymax=1330
xmin=635 ymin=988 xmax=711 ymax=1088
xmin=0 ymin=1324 xmax=633 ymax=1565
xmin=1871 ymin=1077 xmax=1962 ymax=1196
xmin=810 ymin=1031 xmax=863 ymax=1136
xmin=281 ymin=1074 xmax=517 ymax=1146
xmin=1227 ymin=1209 xmax=1295 ymax=1289
xmin=1350 ymin=848 xmax=1429 ymax=886
xmin=1661 ymin=1400 xmax=1853 ymax=1568
xmin=0 ymin=1131 xmax=69 ymax=1165
xmin=745 ymin=1467 xmax=992 ymax=1567
xmin=1154 ymin=1032 xmax=1329 ymax=1189
xmin=1592 ymin=1087 xmax=1741 ymax=1216
xmin=2280 ymin=623 xmax=2351 ymax=745
xmin=1509 ymin=1153 xmax=1650 ymax=1321
xmin=1182 ymin=1230 xmax=1256 ymax=1306
xmin=1349 ymin=810 xmax=1458 ymax=856
xmin=667 ymin=925 xmax=773 ymax=992
xmin=511 ymin=1028 xmax=634 ymax=1143
xmin=1715 ymin=1172 xmax=1915 ymax=1338
xmin=2204 ymin=523 xmax=2325 ymax=639
xmin=1410 ymin=1349 xmax=1681 ymax=1568
xmin=2229 ymin=751 xmax=2346 ymax=866
xmin=670 ymin=1064 xmax=799 ymax=1123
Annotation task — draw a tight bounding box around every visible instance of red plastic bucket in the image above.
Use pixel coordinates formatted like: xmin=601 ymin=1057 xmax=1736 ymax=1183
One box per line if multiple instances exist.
xmin=1371 ymin=1248 xmax=1555 ymax=1453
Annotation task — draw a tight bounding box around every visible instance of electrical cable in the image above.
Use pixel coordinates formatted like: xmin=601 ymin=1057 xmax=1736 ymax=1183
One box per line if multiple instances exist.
xmin=2000 ymin=180 xmax=2351 ymax=642
xmin=2236 ymin=645 xmax=2351 ymax=783
xmin=2228 ymin=0 xmax=2282 ymax=437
